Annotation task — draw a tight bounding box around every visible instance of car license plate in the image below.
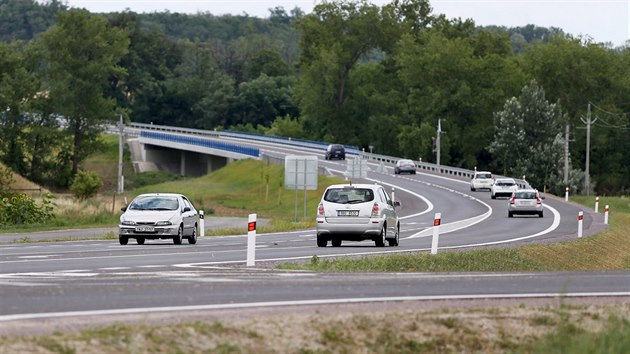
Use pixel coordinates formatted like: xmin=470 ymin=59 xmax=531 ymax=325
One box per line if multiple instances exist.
xmin=135 ymin=226 xmax=155 ymax=232
xmin=337 ymin=210 xmax=359 ymax=217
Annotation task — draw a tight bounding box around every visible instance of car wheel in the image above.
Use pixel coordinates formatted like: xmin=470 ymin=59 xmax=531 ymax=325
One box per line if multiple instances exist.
xmin=173 ymin=225 xmax=183 ymax=245
xmin=317 ymin=235 xmax=328 ymax=247
xmin=491 ymin=193 xmax=496 ymax=199
xmin=188 ymin=226 xmax=197 ymax=244
xmin=388 ymin=224 xmax=399 ymax=247
xmin=332 ymin=238 xmax=342 ymax=247
xmin=375 ymin=225 xmax=386 ymax=247
xmin=539 ymin=211 xmax=544 ymax=218
xmin=119 ymin=236 xmax=128 ymax=245
xmin=471 ymin=187 xmax=476 ymax=191
xmin=136 ymin=237 xmax=145 ymax=245
xmin=508 ymin=211 xmax=513 ymax=218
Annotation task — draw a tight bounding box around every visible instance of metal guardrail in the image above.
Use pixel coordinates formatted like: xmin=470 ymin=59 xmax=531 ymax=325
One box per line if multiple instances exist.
xmin=127 ymin=122 xmax=531 ymax=190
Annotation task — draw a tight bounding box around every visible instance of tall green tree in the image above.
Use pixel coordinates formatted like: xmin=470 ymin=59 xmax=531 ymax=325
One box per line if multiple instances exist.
xmin=37 ymin=9 xmax=129 ymax=180
xmin=489 ymin=81 xmax=566 ymax=191
xmin=297 ymin=0 xmax=388 ymax=144
xmin=0 ymin=42 xmax=37 ymax=174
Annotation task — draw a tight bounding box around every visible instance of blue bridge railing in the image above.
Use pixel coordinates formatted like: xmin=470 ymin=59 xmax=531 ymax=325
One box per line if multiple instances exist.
xmin=141 ymin=131 xmax=260 ymax=158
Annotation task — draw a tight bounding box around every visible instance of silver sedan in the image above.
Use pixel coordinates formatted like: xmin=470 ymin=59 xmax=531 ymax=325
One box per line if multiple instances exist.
xmin=119 ymin=193 xmax=198 ymax=245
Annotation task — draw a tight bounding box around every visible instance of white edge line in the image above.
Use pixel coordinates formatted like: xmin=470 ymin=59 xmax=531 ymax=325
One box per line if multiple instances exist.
xmin=2 ymin=292 xmax=628 ymax=322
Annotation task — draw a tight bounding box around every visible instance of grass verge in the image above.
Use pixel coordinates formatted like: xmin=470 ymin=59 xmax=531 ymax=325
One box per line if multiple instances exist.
xmin=1 ymin=303 xmax=628 ymax=353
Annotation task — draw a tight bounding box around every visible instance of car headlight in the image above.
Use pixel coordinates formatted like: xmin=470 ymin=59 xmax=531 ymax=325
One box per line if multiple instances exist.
xmin=121 ymin=220 xmax=136 ymax=226
xmin=155 ymin=221 xmax=172 ymax=226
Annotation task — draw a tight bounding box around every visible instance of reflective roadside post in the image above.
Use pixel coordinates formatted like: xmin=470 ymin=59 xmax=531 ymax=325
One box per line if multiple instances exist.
xmin=391 ymin=187 xmax=395 ymax=204
xmin=595 ymin=197 xmax=600 ymax=213
xmin=565 ymin=187 xmax=569 ymax=202
xmin=578 ymin=211 xmax=583 ymax=238
xmin=199 ymin=210 xmax=205 ymax=237
xmin=431 ymin=213 xmax=441 ymax=255
xmin=604 ymin=205 xmax=609 ymax=225
xmin=247 ymin=213 xmax=256 ymax=267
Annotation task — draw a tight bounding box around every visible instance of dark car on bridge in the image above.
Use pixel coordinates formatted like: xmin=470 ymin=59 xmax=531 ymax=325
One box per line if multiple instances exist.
xmin=325 ymin=144 xmax=346 ymax=160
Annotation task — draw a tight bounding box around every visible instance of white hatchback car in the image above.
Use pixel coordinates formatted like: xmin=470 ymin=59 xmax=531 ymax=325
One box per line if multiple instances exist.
xmin=470 ymin=171 xmax=493 ymax=191
xmin=119 ymin=193 xmax=198 ymax=245
xmin=490 ymin=178 xmax=518 ymax=199
xmin=316 ymin=183 xmax=400 ymax=247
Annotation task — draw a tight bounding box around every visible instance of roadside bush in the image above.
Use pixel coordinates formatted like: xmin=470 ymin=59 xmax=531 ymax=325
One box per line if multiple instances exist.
xmin=0 ymin=192 xmax=54 ymax=226
xmin=70 ymin=170 xmax=102 ymax=200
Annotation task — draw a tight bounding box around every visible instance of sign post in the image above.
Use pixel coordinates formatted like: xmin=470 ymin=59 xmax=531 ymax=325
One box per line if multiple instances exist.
xmin=247 ymin=213 xmax=256 ymax=266
xmin=285 ymin=156 xmax=318 ymax=222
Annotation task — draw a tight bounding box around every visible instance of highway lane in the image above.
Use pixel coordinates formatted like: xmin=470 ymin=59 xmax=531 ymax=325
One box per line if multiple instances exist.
xmin=2 ymin=268 xmax=629 ymax=319
xmin=0 ymin=137 xmax=615 ymax=321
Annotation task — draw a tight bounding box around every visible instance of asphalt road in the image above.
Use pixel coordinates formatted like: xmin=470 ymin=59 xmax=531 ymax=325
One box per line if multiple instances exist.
xmin=0 ymin=139 xmax=625 ymax=324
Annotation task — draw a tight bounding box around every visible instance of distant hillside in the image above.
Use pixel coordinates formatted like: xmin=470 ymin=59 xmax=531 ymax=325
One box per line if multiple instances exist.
xmin=0 ymin=161 xmax=47 ymax=193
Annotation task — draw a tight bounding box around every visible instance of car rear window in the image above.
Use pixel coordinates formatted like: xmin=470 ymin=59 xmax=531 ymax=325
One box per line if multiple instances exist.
xmin=476 ymin=173 xmax=492 ymax=179
xmin=497 ymin=180 xmax=515 ymax=186
xmin=130 ymin=196 xmax=179 ymax=210
xmin=324 ymin=188 xmax=374 ymax=204
xmin=515 ymin=192 xmax=536 ymax=199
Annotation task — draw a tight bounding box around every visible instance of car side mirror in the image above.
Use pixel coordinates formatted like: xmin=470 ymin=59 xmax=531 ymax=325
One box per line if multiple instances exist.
xmin=394 ymin=201 xmax=401 ymax=207
xmin=121 ymin=206 xmax=127 ymax=212
xmin=183 ymin=207 xmax=191 ymax=212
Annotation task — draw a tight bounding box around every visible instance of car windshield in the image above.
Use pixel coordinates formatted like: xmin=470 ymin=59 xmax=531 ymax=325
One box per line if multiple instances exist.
xmin=515 ymin=192 xmax=537 ymax=199
xmin=129 ymin=196 xmax=179 ymax=211
xmin=476 ymin=173 xmax=492 ymax=179
xmin=324 ymin=188 xmax=374 ymax=204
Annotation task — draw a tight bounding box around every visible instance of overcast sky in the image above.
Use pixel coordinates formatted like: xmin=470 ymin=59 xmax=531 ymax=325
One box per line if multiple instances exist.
xmin=63 ymin=0 xmax=629 ymax=46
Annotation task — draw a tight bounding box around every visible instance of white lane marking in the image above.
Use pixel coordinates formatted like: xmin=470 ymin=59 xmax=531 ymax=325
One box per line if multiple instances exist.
xmin=17 ymin=255 xmax=57 ymax=259
xmin=3 ymin=292 xmax=629 ymax=322
xmin=136 ymin=265 xmax=164 ymax=268
xmin=99 ymin=267 xmax=131 ymax=270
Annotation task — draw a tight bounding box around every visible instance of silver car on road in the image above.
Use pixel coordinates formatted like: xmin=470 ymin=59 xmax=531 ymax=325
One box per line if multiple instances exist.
xmin=316 ymin=183 xmax=400 ymax=247
xmin=119 ymin=193 xmax=198 ymax=245
xmin=508 ymin=189 xmax=544 ymax=218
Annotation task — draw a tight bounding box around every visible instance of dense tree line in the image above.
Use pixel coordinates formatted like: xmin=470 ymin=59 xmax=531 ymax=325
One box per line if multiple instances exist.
xmin=0 ymin=0 xmax=629 ymax=194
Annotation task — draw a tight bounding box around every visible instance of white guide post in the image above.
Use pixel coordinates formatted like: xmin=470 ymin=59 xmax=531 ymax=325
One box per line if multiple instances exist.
xmin=577 ymin=211 xmax=583 ymax=238
xmin=595 ymin=197 xmax=600 ymax=213
xmin=431 ymin=213 xmax=441 ymax=255
xmin=604 ymin=205 xmax=609 ymax=225
xmin=247 ymin=213 xmax=257 ymax=267
xmin=199 ymin=210 xmax=205 ymax=237
xmin=565 ymin=187 xmax=569 ymax=202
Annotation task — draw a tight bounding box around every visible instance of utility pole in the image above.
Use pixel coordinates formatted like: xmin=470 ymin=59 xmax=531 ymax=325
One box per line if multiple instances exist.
xmin=435 ymin=118 xmax=443 ymax=167
xmin=563 ymin=124 xmax=570 ymax=185
xmin=117 ymin=114 xmax=124 ymax=194
xmin=580 ymin=104 xmax=596 ymax=196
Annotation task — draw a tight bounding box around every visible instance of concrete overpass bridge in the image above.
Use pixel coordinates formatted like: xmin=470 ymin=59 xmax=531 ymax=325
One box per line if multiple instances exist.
xmin=123 ymin=122 xmax=529 ymax=189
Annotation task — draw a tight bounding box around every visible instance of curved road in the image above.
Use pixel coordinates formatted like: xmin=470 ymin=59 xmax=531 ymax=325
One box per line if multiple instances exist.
xmin=1 ymin=138 xmax=627 ymax=323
